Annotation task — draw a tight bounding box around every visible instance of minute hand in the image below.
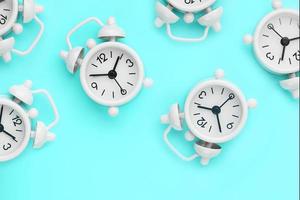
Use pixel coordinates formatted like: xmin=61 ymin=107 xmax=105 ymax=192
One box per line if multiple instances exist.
xmin=290 ymin=37 xmax=300 ymax=41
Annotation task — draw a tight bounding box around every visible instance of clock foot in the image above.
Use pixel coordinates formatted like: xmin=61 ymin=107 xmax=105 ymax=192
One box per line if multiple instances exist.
xmin=272 ymin=0 xmax=283 ymax=10
xmin=248 ymin=99 xmax=257 ymax=109
xmin=215 ymin=69 xmax=225 ymax=79
xmin=243 ymin=34 xmax=254 ymax=45
xmin=108 ymin=107 xmax=119 ymax=117
xmin=184 ymin=13 xmax=194 ymax=24
xmin=143 ymin=78 xmax=154 ymax=88
xmin=12 ymin=23 xmax=23 ymax=35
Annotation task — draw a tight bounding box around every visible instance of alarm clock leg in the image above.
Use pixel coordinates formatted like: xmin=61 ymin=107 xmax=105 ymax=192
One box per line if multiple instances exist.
xmin=108 ymin=107 xmax=119 ymax=117
xmin=247 ymin=99 xmax=257 ymax=109
xmin=272 ymin=0 xmax=283 ymax=10
xmin=243 ymin=34 xmax=254 ymax=45
xmin=143 ymin=78 xmax=154 ymax=88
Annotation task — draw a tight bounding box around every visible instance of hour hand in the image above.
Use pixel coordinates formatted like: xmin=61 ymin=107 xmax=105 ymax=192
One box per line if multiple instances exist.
xmin=197 ymin=105 xmax=213 ymax=111
xmin=290 ymin=37 xmax=300 ymax=41
xmin=112 ymin=56 xmax=121 ymax=71
xmin=89 ymin=73 xmax=109 ymax=77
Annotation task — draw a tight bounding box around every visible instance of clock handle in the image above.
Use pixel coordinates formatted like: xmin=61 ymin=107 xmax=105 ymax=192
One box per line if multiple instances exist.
xmin=166 ymin=23 xmax=210 ymax=42
xmin=11 ymin=16 xmax=44 ymax=56
xmin=163 ymin=126 xmax=199 ymax=162
xmin=31 ymin=89 xmax=59 ymax=130
xmin=65 ymin=17 xmax=104 ymax=50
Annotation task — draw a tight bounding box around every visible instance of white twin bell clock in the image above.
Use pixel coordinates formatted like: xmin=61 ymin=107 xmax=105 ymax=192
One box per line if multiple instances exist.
xmin=155 ymin=0 xmax=223 ymax=42
xmin=0 ymin=0 xmax=44 ymax=62
xmin=244 ymin=0 xmax=299 ymax=99
xmin=60 ymin=17 xmax=153 ymax=117
xmin=161 ymin=70 xmax=257 ymax=165
xmin=0 ymin=81 xmax=59 ymax=162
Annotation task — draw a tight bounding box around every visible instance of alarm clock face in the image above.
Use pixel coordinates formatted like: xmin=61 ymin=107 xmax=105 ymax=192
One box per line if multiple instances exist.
xmin=81 ymin=42 xmax=144 ymax=107
xmin=168 ymin=0 xmax=216 ymax=12
xmin=184 ymin=80 xmax=248 ymax=144
xmin=0 ymin=98 xmax=31 ymax=162
xmin=254 ymin=10 xmax=300 ymax=74
xmin=0 ymin=0 xmax=18 ymax=36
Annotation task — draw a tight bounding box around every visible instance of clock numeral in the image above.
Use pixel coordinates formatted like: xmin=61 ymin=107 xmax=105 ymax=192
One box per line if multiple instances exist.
xmin=184 ymin=0 xmax=195 ymax=4
xmin=266 ymin=52 xmax=275 ymax=61
xmin=293 ymin=50 xmax=300 ymax=61
xmin=198 ymin=91 xmax=207 ymax=99
xmin=0 ymin=14 xmax=7 ymax=25
xmin=197 ymin=117 xmax=207 ymax=128
xmin=227 ymin=122 xmax=234 ymax=130
xmin=12 ymin=116 xmax=22 ymax=127
xmin=97 ymin=53 xmax=108 ymax=64
xmin=126 ymin=59 xmax=134 ymax=67
xmin=91 ymin=82 xmax=98 ymax=90
xmin=3 ymin=143 xmax=11 ymax=151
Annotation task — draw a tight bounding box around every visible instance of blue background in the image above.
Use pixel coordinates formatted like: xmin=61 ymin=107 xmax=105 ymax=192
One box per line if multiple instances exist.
xmin=0 ymin=0 xmax=299 ymax=199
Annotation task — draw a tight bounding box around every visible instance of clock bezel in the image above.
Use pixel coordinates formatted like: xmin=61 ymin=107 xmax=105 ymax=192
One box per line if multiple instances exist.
xmin=253 ymin=9 xmax=299 ymax=74
xmin=0 ymin=97 xmax=31 ymax=162
xmin=0 ymin=0 xmax=19 ymax=36
xmin=80 ymin=42 xmax=145 ymax=107
xmin=167 ymin=0 xmax=216 ymax=13
xmin=184 ymin=79 xmax=249 ymax=144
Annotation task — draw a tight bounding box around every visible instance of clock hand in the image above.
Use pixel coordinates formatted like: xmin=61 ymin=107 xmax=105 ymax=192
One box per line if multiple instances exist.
xmin=2 ymin=130 xmax=17 ymax=142
xmin=0 ymin=105 xmax=3 ymax=124
xmin=112 ymin=56 xmax=121 ymax=71
xmin=281 ymin=45 xmax=286 ymax=61
xmin=216 ymin=114 xmax=222 ymax=133
xmin=290 ymin=37 xmax=300 ymax=41
xmin=197 ymin=105 xmax=213 ymax=111
xmin=114 ymin=78 xmax=127 ymax=95
xmin=220 ymin=93 xmax=235 ymax=108
xmin=267 ymin=23 xmax=283 ymax=39
xmin=89 ymin=74 xmax=109 ymax=77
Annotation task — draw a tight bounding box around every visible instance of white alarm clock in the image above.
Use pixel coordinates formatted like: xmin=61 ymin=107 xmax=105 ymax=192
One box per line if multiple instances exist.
xmin=244 ymin=0 xmax=299 ymax=99
xmin=60 ymin=17 xmax=153 ymax=117
xmin=154 ymin=0 xmax=223 ymax=42
xmin=0 ymin=81 xmax=59 ymax=162
xmin=0 ymin=0 xmax=44 ymax=62
xmin=161 ymin=69 xmax=257 ymax=165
